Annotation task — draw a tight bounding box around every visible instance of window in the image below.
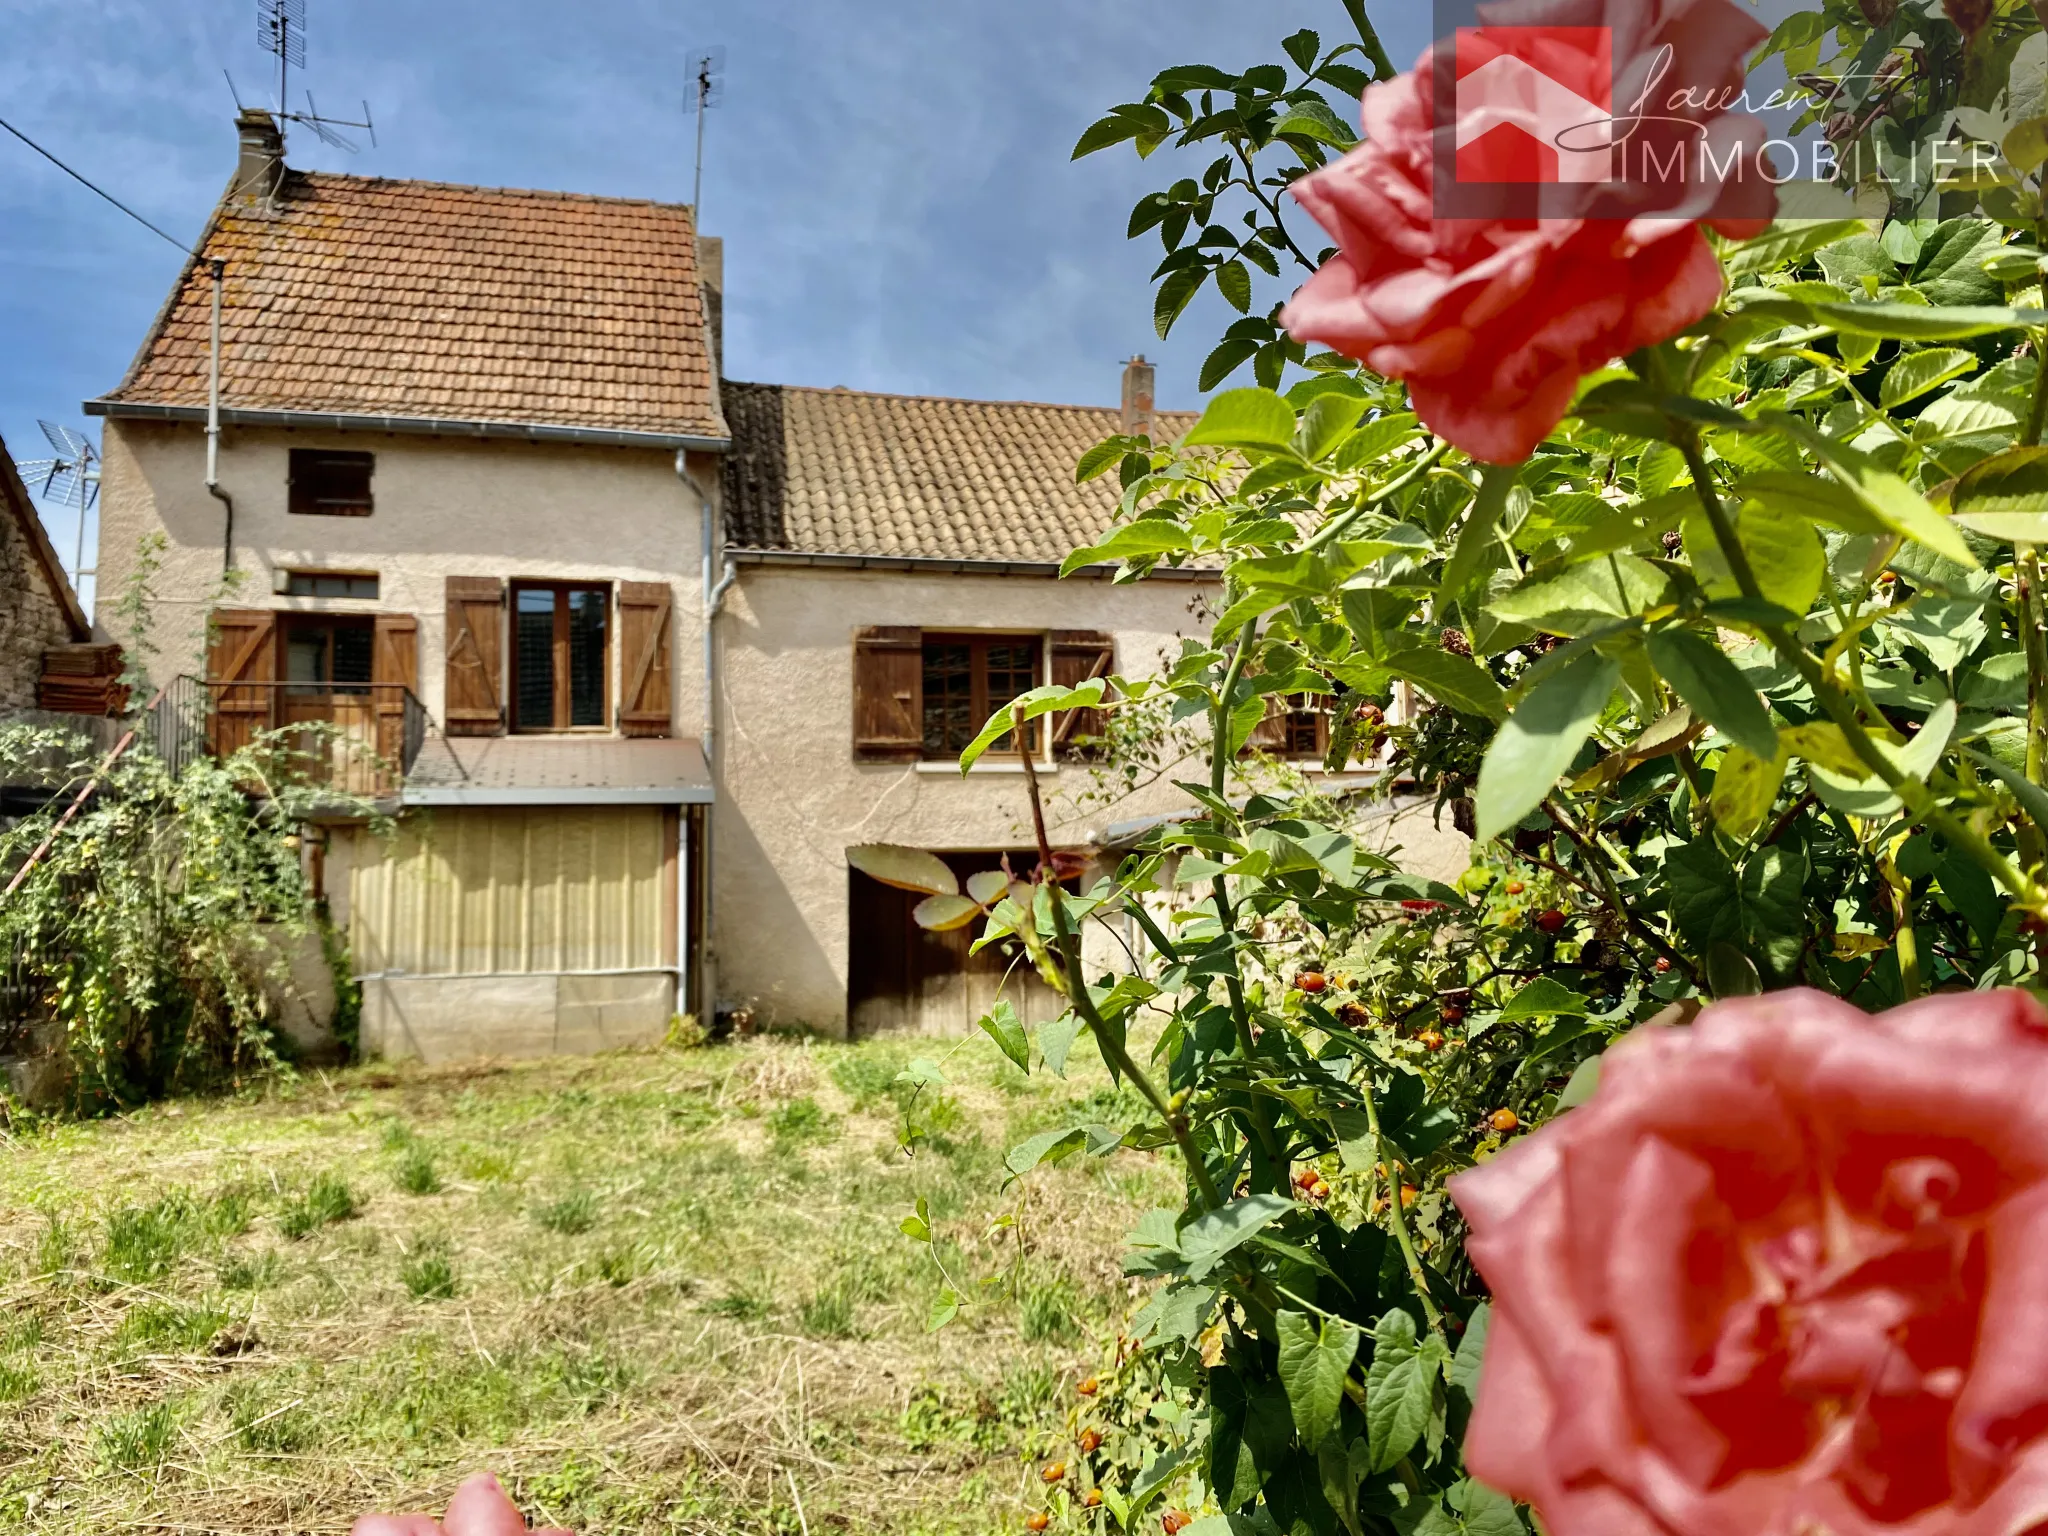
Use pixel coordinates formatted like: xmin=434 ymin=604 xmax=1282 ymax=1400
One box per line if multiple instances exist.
xmin=282 ymin=616 xmax=374 ymax=696
xmin=288 ymin=449 xmax=375 ymax=516
xmin=284 ymin=570 xmax=379 ymax=599
xmin=1281 ymin=695 xmax=1327 ymax=759
xmin=921 ymin=635 xmax=1041 ymax=758
xmin=511 ymin=583 xmax=610 ymax=731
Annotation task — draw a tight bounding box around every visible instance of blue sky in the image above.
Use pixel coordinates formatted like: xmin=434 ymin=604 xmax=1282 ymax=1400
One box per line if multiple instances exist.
xmin=0 ymin=0 xmax=1432 ymax=613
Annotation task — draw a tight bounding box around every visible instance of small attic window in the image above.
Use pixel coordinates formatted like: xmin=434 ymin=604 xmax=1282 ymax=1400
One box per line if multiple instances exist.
xmin=288 ymin=449 xmax=375 ymax=516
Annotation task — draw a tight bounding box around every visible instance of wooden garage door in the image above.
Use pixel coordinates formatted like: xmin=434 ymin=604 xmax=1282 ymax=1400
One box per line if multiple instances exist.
xmin=846 ymin=850 xmax=1062 ymax=1037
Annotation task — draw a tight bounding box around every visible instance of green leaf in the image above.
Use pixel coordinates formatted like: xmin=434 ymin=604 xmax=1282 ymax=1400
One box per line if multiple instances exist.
xmin=1497 ymin=976 xmax=1589 ymax=1021
xmin=1487 ymin=553 xmax=1672 ymax=637
xmin=1217 ymin=260 xmax=1253 ymax=314
xmin=1687 ymin=497 xmax=1827 ymax=617
xmin=1006 ymin=1126 xmax=1087 ymax=1177
xmin=1184 ymin=388 xmax=1298 ymax=452
xmin=1665 ymin=837 xmax=1742 ymax=951
xmin=1439 ymin=466 xmax=1515 ymax=610
xmin=1954 ymin=444 xmax=2048 ymax=541
xmin=1473 ymin=653 xmax=1619 ymax=842
xmin=1709 ymin=743 xmax=1789 ymax=839
xmin=1454 ymin=1482 xmax=1526 ymax=1536
xmin=1155 ymin=267 xmax=1207 ymax=340
xmin=1381 ymin=646 xmax=1506 ymax=722
xmin=1076 ymin=436 xmax=1143 ymax=484
xmin=911 ymin=893 xmax=981 ymax=932
xmin=1061 ymin=518 xmax=1196 ymax=574
xmin=1296 ymin=393 xmax=1368 ymax=463
xmin=1724 ymin=217 xmax=1869 ymax=278
xmin=1200 ymin=338 xmax=1261 ymax=393
xmin=1646 ymin=629 xmax=1778 ymax=759
xmin=928 ymin=1286 xmax=960 ymax=1331
xmin=1276 ymin=1309 xmax=1360 ymax=1448
xmin=1768 ymin=419 xmax=1979 ymax=567
xmin=1334 ymin=412 xmax=1424 ymax=472
xmin=847 ymin=844 xmax=958 ymax=896
xmin=900 ymin=1196 xmax=931 ymax=1243
xmin=1879 ymin=347 xmax=1977 ymax=407
xmin=1072 ymin=104 xmax=1171 ymax=159
xmin=957 ymin=678 xmax=1107 ymax=770
xmin=1779 ymin=721 xmax=1870 ymax=779
xmin=1365 ymin=1310 xmax=1443 ymax=1473
xmin=1180 ymin=1193 xmax=1294 ymax=1280
xmin=978 ymin=998 xmax=1030 ymax=1073
xmin=1272 ymin=96 xmax=1358 ymax=149
xmin=1735 ymin=292 xmax=2046 ymax=339
xmin=1039 ymin=1010 xmax=1081 ymax=1078
xmin=1961 ymin=746 xmax=2048 ymax=840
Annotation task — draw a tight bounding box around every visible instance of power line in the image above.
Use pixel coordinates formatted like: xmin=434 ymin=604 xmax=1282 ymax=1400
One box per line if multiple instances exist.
xmin=0 ymin=115 xmax=196 ymax=258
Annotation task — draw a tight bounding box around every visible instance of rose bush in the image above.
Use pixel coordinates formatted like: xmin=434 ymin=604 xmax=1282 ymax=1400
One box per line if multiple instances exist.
xmin=1281 ymin=0 xmax=1776 ymax=462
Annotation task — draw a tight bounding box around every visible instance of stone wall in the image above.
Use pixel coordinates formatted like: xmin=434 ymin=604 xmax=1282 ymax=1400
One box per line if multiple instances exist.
xmin=0 ymin=497 xmax=77 ymax=713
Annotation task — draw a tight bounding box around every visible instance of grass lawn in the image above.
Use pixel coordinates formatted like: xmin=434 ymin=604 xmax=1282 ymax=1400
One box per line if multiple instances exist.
xmin=0 ymin=1031 xmax=1174 ymax=1534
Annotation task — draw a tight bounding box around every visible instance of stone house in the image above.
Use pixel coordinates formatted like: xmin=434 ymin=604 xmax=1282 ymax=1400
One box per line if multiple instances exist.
xmin=0 ymin=437 xmax=91 ymax=715
xmin=89 ymin=110 xmax=1464 ymax=1055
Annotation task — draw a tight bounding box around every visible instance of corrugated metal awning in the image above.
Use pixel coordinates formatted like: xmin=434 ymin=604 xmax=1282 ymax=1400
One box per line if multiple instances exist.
xmin=403 ymin=736 xmax=713 ymax=807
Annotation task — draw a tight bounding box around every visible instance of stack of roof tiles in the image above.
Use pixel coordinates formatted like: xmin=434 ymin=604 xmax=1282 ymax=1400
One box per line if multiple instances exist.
xmin=38 ymin=646 xmax=126 ymax=716
xmin=98 ymin=172 xmax=726 ymax=441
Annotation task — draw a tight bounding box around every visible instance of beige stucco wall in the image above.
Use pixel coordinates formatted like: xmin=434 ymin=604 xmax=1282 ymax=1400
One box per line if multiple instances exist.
xmin=711 ymin=564 xmax=1206 ymax=1034
xmin=94 ymin=420 xmax=709 ymax=728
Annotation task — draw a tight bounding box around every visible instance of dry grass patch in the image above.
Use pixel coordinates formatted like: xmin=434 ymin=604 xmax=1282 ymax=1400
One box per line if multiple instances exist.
xmin=0 ymin=1031 xmax=1170 ymax=1534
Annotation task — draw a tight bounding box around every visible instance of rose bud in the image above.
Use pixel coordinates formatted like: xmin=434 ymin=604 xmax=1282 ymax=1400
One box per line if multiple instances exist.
xmin=1489 ymin=1109 xmax=1519 ymax=1133
xmin=1293 ymin=971 xmax=1328 ymax=994
xmin=1084 ymin=1490 xmax=1103 ymax=1509
xmin=1535 ymin=909 xmax=1568 ymax=935
xmin=1041 ymin=1462 xmax=1067 ymax=1484
xmin=1075 ymin=1376 xmax=1099 ymax=1397
xmin=1027 ymin=1515 xmax=1051 ymax=1533
xmin=1077 ymin=1428 xmax=1103 ymax=1454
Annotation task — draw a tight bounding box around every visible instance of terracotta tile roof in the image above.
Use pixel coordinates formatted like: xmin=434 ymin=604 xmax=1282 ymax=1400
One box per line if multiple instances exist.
xmin=720 ymin=381 xmax=1198 ymax=564
xmin=98 ymin=172 xmax=725 ymax=441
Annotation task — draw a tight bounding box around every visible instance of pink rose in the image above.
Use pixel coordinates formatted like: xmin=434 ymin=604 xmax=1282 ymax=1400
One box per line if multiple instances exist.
xmin=351 ymin=1472 xmax=574 ymax=1536
xmin=1450 ymin=988 xmax=2048 ymax=1536
xmin=1281 ymin=0 xmax=1777 ymax=464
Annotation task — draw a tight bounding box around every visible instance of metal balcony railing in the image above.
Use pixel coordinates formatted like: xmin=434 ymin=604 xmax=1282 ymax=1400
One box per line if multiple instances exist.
xmin=151 ymin=676 xmax=428 ymax=799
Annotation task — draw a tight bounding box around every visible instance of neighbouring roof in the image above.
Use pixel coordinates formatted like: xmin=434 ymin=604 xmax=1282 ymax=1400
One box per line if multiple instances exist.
xmin=404 ymin=735 xmax=713 ymax=806
xmin=0 ymin=434 xmax=89 ymax=641
xmin=719 ymin=381 xmax=1199 ymax=565
xmin=94 ymin=172 xmax=726 ymax=444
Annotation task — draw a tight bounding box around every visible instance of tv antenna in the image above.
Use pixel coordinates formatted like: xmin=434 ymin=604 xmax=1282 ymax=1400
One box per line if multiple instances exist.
xmin=12 ymin=421 xmax=101 ymax=589
xmin=687 ymin=46 xmax=725 ymax=225
xmin=244 ymin=0 xmax=377 ymax=154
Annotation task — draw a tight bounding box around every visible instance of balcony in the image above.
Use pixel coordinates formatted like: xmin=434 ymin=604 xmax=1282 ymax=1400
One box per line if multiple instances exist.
xmin=153 ymin=676 xmax=429 ymax=801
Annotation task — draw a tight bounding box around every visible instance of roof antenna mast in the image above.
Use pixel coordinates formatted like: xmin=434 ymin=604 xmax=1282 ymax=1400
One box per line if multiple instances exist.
xmin=254 ymin=0 xmax=378 ymax=154
xmin=687 ymin=47 xmax=725 ymax=225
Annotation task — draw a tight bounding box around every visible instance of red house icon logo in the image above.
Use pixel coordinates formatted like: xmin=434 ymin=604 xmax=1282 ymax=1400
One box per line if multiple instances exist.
xmin=1453 ymin=26 xmax=1615 ymax=184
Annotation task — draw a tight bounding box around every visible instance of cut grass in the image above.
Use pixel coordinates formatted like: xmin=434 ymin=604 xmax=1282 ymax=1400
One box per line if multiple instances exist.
xmin=278 ymin=1171 xmax=359 ymax=1239
xmin=0 ymin=1031 xmax=1170 ymax=1534
xmin=393 ymin=1143 xmax=443 ymax=1196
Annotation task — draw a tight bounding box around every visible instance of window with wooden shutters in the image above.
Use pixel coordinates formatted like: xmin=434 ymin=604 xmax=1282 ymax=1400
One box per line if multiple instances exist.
xmin=510 ymin=583 xmax=611 ymax=732
xmin=372 ymin=614 xmax=419 ymax=767
xmin=443 ymin=577 xmax=505 ymax=737
xmin=1242 ymin=694 xmax=1325 ymax=759
xmin=1049 ymin=631 xmax=1114 ymax=759
xmin=287 ymin=449 xmax=375 ymax=516
xmin=852 ymin=627 xmax=923 ymax=762
xmin=205 ymin=608 xmax=278 ymax=757
xmin=922 ymin=635 xmax=1043 ymax=758
xmin=617 ymin=582 xmax=673 ymax=738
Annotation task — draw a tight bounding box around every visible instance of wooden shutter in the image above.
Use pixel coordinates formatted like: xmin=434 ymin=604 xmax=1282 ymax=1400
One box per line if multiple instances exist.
xmin=1050 ymin=630 xmax=1115 ymax=759
xmin=373 ymin=614 xmax=419 ymax=770
xmin=205 ymin=609 xmax=277 ymax=757
xmin=444 ymin=576 xmax=505 ymax=737
xmin=852 ymin=626 xmax=922 ymax=762
xmin=618 ymin=581 xmax=674 ymax=738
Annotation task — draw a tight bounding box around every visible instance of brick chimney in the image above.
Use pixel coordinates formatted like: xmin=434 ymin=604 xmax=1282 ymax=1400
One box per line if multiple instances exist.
xmin=1120 ymin=355 xmax=1156 ymax=440
xmin=234 ymin=109 xmax=285 ymax=204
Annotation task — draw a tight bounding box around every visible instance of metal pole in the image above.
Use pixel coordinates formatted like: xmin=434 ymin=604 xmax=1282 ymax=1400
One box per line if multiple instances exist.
xmin=692 ymin=67 xmax=708 ymax=222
